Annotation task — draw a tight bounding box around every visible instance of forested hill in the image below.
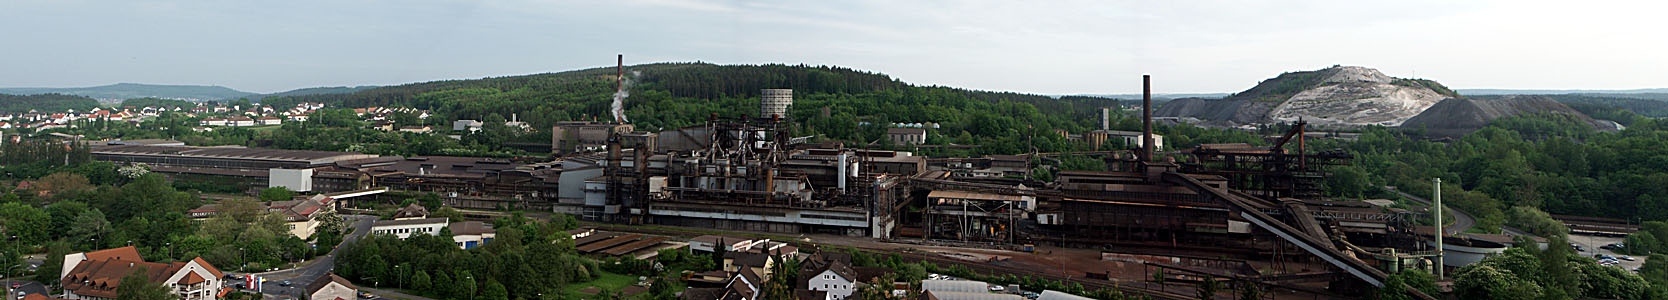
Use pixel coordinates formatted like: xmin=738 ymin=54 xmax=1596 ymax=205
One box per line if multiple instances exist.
xmin=262 ymin=62 xmax=1126 ymax=154
xmin=0 ymin=83 xmax=255 ymax=101
xmin=0 ymin=93 xmax=100 ymax=113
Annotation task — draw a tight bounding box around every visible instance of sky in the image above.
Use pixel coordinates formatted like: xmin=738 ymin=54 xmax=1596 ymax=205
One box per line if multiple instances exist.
xmin=2 ymin=0 xmax=1665 ymax=94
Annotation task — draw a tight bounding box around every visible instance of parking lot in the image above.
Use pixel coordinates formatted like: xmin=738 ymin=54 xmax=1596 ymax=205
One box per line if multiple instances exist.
xmin=1568 ymin=234 xmax=1648 ymax=272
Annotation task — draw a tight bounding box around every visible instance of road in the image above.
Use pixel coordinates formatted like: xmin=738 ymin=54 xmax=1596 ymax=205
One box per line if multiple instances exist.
xmin=357 ymin=286 xmax=435 ymax=300
xmin=1386 ymin=186 xmax=1476 ymax=235
xmin=2 ymin=280 xmax=46 ymax=300
xmin=252 ymin=215 xmax=376 ymax=298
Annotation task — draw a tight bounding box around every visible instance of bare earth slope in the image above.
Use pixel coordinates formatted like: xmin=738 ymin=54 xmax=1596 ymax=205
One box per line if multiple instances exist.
xmin=1156 ymin=66 xmax=1453 ymax=127
xmin=1400 ymin=95 xmax=1615 ymax=137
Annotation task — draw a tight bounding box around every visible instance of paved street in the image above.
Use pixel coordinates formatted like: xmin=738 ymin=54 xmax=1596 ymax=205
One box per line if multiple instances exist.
xmin=358 ymin=286 xmax=435 ymax=300
xmin=1387 ymin=186 xmax=1477 ymax=235
xmin=253 ymin=214 xmax=376 ymax=298
xmin=2 ymin=280 xmax=46 ymax=300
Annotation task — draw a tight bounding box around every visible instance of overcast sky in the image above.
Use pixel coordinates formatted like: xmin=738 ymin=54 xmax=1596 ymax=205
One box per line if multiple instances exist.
xmin=2 ymin=0 xmax=1664 ymax=94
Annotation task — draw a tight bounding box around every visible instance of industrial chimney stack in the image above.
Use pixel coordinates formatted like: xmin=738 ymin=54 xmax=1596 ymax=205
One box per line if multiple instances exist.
xmin=1142 ymin=75 xmax=1153 ymax=162
xmin=616 ymin=54 xmax=624 ymax=92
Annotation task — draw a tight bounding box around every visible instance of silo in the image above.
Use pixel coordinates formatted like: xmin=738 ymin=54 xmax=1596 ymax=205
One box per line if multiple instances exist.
xmin=760 ymin=89 xmax=793 ymax=119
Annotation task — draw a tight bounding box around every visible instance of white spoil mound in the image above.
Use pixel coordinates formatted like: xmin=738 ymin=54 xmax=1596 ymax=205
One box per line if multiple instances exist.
xmin=1269 ymin=66 xmax=1446 ymax=127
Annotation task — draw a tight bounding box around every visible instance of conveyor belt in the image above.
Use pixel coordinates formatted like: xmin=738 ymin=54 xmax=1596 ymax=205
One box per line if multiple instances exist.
xmin=1164 ymin=172 xmax=1435 ymax=300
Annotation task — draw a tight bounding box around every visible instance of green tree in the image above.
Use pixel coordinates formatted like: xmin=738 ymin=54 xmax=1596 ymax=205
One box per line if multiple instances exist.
xmin=411 ymin=271 xmax=432 ymax=295
xmin=1454 ymin=265 xmax=1542 ymax=300
xmin=1396 ymin=269 xmax=1437 ymax=296
xmin=0 ymin=202 xmax=50 ymax=244
xmin=33 ymin=172 xmax=91 ymax=197
xmin=1577 ymin=262 xmax=1650 ymax=299
xmin=456 ymin=271 xmax=477 ymax=300
xmin=35 ymin=240 xmax=70 ymax=285
xmin=481 ymin=278 xmax=508 ymax=300
xmin=1196 ymin=275 xmax=1221 ymax=300
xmin=1642 ymin=254 xmax=1668 ymax=286
xmin=258 ymin=187 xmax=296 ymax=202
xmin=67 ymin=208 xmax=112 ymax=245
xmin=116 ymin=266 xmax=178 ymax=300
xmin=432 ymin=271 xmax=453 ymax=297
xmin=1538 ymin=235 xmax=1579 ymax=296
xmin=1624 ymin=232 xmax=1660 ymax=255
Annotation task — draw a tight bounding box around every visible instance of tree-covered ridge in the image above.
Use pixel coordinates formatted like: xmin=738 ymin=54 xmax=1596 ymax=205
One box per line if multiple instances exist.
xmin=119 ymin=97 xmax=195 ymax=109
xmin=1322 ymin=110 xmax=1668 ymax=231
xmin=1228 ymin=68 xmax=1332 ymax=102
xmin=258 ymin=62 xmax=1127 ymax=155
xmin=1392 ymin=78 xmax=1461 ymax=98
xmin=0 ymin=83 xmax=255 ymax=101
xmin=1549 ymin=94 xmax=1668 ymax=118
xmin=0 ymin=93 xmax=100 ymax=113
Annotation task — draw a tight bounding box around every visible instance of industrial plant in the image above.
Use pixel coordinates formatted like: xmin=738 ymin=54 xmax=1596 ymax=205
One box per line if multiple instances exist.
xmin=77 ymin=62 xmax=1483 ymax=299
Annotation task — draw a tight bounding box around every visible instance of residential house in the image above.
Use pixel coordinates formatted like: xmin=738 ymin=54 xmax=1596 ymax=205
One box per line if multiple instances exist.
xmin=306 ymin=273 xmax=357 ymax=300
xmin=60 ymin=246 xmax=226 ymax=300
xmin=287 ymin=114 xmax=309 ymax=122
xmin=265 ymin=195 xmax=338 ymax=238
xmin=722 ymin=252 xmax=775 ymax=281
xmin=803 ymin=259 xmax=857 ymax=300
xmin=449 ymin=221 xmax=496 ymax=249
xmin=681 ymin=268 xmax=762 ymax=300
xmin=392 ymin=204 xmax=429 ymax=220
xmin=796 ymin=252 xmax=887 ymax=300
xmin=188 ymin=195 xmax=337 ymax=239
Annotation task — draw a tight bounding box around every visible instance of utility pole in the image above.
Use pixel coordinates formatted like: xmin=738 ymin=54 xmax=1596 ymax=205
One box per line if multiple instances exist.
xmin=1433 ymin=178 xmax=1444 ymax=279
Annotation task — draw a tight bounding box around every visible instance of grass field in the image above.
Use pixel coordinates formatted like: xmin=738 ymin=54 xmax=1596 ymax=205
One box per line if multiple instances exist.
xmin=561 ymin=270 xmax=640 ymax=299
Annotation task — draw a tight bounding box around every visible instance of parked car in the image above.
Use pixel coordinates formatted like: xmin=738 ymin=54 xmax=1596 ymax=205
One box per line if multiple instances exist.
xmin=990 ymin=285 xmax=1005 ymax=292
xmin=1620 ymin=256 xmax=1636 ymax=261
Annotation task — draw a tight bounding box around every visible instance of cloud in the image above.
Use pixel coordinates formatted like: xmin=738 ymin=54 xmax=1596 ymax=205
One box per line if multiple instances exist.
xmin=0 ymin=1 xmax=1662 ymax=94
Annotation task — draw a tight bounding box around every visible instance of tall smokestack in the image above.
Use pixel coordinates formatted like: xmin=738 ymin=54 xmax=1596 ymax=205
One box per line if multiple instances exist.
xmin=611 ymin=54 xmax=629 ymax=123
xmin=616 ymin=54 xmax=624 ymax=92
xmin=1142 ymin=74 xmax=1153 ymax=162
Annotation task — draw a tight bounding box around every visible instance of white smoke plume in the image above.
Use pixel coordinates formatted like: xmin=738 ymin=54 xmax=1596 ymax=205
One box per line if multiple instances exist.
xmin=611 ymin=71 xmax=641 ymax=123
